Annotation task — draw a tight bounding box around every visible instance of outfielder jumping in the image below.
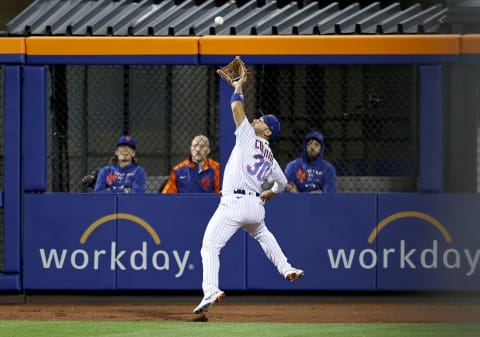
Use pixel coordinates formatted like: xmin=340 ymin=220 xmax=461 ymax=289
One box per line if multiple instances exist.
xmin=193 ymin=57 xmax=304 ymax=314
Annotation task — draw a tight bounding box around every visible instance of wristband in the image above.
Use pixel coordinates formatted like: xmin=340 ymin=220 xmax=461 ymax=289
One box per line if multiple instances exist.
xmin=230 ymin=93 xmax=244 ymax=104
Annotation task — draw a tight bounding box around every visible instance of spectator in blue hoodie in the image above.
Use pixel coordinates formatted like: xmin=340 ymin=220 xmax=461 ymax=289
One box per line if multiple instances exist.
xmin=284 ymin=131 xmax=336 ymax=193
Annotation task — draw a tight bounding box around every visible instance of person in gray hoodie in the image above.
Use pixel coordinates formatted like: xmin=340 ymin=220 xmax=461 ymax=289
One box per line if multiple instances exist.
xmin=284 ymin=131 xmax=336 ymax=193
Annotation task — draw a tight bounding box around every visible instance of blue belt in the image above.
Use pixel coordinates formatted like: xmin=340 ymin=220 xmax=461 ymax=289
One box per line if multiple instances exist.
xmin=220 ymin=189 xmax=260 ymax=197
xmin=233 ymin=189 xmax=260 ymax=197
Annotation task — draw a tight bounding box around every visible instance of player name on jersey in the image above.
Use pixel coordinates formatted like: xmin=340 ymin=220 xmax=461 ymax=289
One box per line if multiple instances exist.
xmin=255 ymin=139 xmax=274 ymax=163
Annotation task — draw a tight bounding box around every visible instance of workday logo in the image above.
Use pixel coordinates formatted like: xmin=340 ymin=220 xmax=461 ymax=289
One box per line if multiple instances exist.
xmin=327 ymin=211 xmax=480 ymax=276
xmin=38 ymin=213 xmax=192 ymax=278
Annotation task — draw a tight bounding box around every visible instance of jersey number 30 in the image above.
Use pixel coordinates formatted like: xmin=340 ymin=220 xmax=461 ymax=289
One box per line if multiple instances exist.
xmin=247 ymin=154 xmax=271 ymax=182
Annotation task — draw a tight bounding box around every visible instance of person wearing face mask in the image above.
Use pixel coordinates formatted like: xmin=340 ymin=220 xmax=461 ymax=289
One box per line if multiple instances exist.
xmin=93 ymin=135 xmax=147 ymax=193
xmin=284 ymin=131 xmax=336 ymax=193
xmin=161 ymin=135 xmax=220 ymax=194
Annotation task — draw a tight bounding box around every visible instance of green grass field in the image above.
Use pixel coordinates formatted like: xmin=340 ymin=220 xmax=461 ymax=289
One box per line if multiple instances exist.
xmin=1 ymin=321 xmax=479 ymax=337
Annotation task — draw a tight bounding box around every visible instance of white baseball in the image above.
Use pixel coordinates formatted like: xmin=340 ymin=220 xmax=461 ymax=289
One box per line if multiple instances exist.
xmin=214 ymin=16 xmax=224 ymax=25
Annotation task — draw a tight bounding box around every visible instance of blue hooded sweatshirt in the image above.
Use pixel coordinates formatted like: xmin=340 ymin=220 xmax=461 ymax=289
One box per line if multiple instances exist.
xmin=284 ymin=131 xmax=336 ymax=193
xmin=94 ymin=163 xmax=147 ymax=193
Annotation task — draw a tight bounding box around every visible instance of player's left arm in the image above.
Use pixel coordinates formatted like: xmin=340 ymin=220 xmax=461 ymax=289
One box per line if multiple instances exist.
xmin=230 ymin=78 xmax=247 ymax=127
xmin=260 ymin=161 xmax=287 ymax=202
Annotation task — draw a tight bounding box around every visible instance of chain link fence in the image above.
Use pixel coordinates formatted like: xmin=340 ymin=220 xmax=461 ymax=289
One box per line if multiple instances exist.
xmin=44 ymin=63 xmax=420 ymax=193
xmin=243 ymin=64 xmax=418 ymax=192
xmin=47 ymin=65 xmax=219 ymax=193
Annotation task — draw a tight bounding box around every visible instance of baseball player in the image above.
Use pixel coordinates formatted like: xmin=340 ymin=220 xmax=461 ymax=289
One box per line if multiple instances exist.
xmin=94 ymin=135 xmax=147 ymax=193
xmin=193 ymin=70 xmax=304 ymax=314
xmin=162 ymin=135 xmax=220 ymax=194
xmin=284 ymin=131 xmax=337 ymax=193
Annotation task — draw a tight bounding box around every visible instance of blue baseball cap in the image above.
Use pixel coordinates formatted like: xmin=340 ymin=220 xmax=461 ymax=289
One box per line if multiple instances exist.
xmin=117 ymin=135 xmax=136 ymax=149
xmin=259 ymin=109 xmax=280 ymax=140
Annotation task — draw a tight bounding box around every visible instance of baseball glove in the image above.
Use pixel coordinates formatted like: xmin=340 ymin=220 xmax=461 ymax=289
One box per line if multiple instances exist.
xmin=216 ymin=56 xmax=247 ymax=85
xmin=81 ymin=169 xmax=99 ymax=188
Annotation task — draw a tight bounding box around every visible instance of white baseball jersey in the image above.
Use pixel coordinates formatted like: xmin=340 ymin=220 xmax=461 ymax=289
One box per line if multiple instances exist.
xmin=222 ymin=118 xmax=287 ymax=194
xmin=199 ymin=117 xmax=293 ymax=298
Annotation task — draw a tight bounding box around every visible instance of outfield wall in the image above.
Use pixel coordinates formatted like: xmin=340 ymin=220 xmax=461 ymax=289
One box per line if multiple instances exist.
xmin=1 ymin=35 xmax=480 ymax=291
xmin=22 ymin=193 xmax=480 ymax=291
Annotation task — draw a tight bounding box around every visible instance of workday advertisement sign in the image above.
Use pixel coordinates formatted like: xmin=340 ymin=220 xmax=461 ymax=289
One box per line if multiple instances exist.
xmin=248 ymin=194 xmax=480 ymax=291
xmin=23 ymin=194 xmax=245 ymax=290
xmin=375 ymin=194 xmax=480 ymax=290
xmin=23 ymin=193 xmax=480 ymax=291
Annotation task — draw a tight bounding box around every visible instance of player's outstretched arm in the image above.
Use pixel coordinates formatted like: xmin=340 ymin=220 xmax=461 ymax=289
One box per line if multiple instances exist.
xmin=231 ymin=78 xmax=247 ymax=127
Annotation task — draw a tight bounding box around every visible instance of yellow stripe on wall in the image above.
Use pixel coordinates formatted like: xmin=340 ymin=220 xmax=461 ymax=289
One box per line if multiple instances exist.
xmin=0 ymin=38 xmax=25 ymax=54
xmin=461 ymin=35 xmax=480 ymax=54
xmin=26 ymin=37 xmax=199 ymax=55
xmin=199 ymin=35 xmax=460 ymax=55
xmin=4 ymin=35 xmax=479 ymax=58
